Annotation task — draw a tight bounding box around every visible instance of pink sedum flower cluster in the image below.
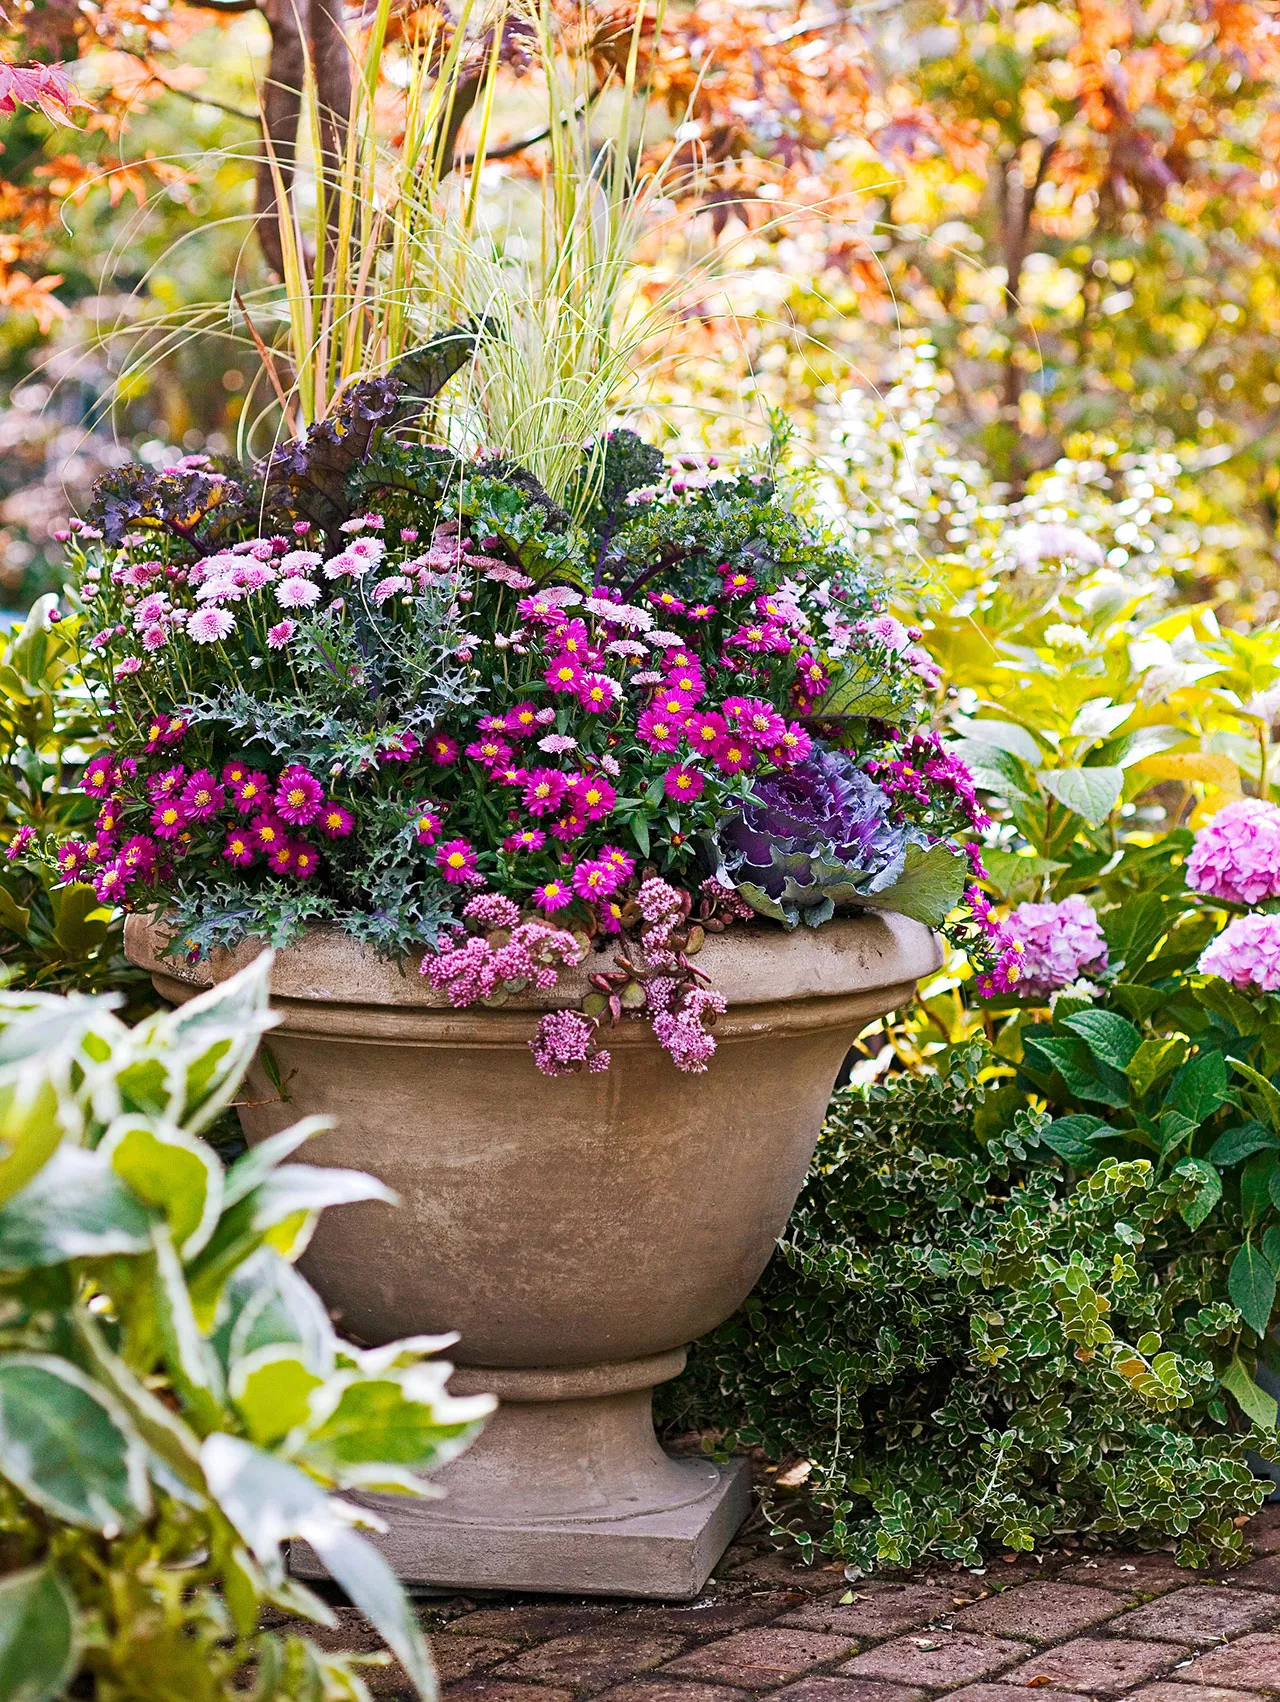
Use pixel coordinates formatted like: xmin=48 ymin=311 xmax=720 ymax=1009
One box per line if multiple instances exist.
xmin=1185 ymin=798 xmax=1280 ymax=906
xmin=1199 ymin=912 xmax=1280 ymax=992
xmin=422 ymin=915 xmax=583 ymax=1006
xmin=1007 ymin=894 xmax=1108 ymax=998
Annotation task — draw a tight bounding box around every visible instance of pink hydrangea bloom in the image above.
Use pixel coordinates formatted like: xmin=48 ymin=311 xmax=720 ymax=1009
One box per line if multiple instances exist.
xmin=1199 ymin=913 xmax=1280 ymax=992
xmin=1007 ymin=894 xmax=1108 ymax=998
xmin=1185 ymin=799 xmax=1280 ymax=905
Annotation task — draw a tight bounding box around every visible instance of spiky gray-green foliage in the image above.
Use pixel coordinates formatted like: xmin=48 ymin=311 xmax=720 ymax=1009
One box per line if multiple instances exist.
xmin=666 ymin=1047 xmax=1277 ymax=1572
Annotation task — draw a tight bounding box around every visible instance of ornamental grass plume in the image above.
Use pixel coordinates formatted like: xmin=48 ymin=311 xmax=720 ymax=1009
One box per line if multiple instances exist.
xmin=1006 ymin=894 xmax=1108 ymax=999
xmin=1185 ymin=798 xmax=1280 ymax=906
xmin=1199 ymin=912 xmax=1280 ymax=992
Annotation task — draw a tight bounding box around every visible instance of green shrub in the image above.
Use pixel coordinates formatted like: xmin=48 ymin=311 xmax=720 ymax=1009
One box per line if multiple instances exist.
xmin=668 ymin=1047 xmax=1277 ymax=1573
xmin=0 ymin=955 xmax=491 ymax=1702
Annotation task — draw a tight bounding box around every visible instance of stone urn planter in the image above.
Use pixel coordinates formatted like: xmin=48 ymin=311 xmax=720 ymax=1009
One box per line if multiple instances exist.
xmin=126 ymin=910 xmax=941 ymax=1597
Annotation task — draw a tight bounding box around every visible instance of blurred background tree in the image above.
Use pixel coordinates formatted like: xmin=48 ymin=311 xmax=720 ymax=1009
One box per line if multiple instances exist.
xmin=2 ymin=0 xmax=1280 ymax=607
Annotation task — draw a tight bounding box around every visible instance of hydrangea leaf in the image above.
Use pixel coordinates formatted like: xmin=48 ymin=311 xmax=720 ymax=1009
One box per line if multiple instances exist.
xmin=1038 ymin=766 xmax=1124 ymax=829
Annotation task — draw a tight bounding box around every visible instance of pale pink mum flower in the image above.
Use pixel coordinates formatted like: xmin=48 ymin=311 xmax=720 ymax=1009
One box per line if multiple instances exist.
xmin=276 ymin=576 xmax=321 ymax=610
xmin=1185 ymin=799 xmax=1280 ymax=906
xmin=267 ymin=619 xmax=296 ymax=649
xmin=187 ymin=606 xmax=236 ymax=643
xmin=371 ymin=575 xmax=411 ymax=606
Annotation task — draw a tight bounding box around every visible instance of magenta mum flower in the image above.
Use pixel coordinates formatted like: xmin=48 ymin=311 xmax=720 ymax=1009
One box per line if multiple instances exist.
xmin=572 ymin=860 xmax=622 ymax=900
xmin=150 ymin=801 xmax=187 ymax=840
xmin=732 ymin=698 xmax=786 ymax=748
xmin=267 ymin=840 xmax=296 ymax=876
xmin=252 ymin=813 xmax=288 ymax=854
xmin=292 ymin=841 xmax=320 ymax=880
xmin=180 ymin=769 xmax=225 ymax=821
xmin=503 ymin=827 xmax=546 ymax=852
xmin=467 ymin=735 xmax=515 ymax=771
xmin=576 ymin=673 xmax=622 ymax=714
xmin=652 ymin=687 xmax=694 ymax=720
xmin=267 ymin=619 xmax=296 ymax=649
xmin=719 ymin=566 xmax=756 ymax=596
xmin=437 ymin=838 xmax=479 ymax=884
xmin=57 ymin=840 xmax=89 ymax=879
xmin=714 ymin=734 xmax=755 ymax=776
xmin=568 ymin=773 xmax=616 ymax=821
xmin=637 ymin=708 xmax=682 ymax=752
xmin=94 ymin=860 xmax=128 ymax=904
xmin=275 ymin=764 xmax=324 ymax=826
xmin=685 ymin=710 xmax=726 ymax=754
xmin=318 ymin=802 xmax=354 ymax=838
xmin=664 ymin=765 xmax=705 ymax=802
xmin=428 ymin=733 xmax=459 ymax=766
xmin=414 ymin=807 xmax=443 ymax=846
xmin=1185 ymin=799 xmax=1280 ymax=906
xmin=231 ymin=770 xmax=270 ymax=814
xmin=222 ymin=827 xmax=256 ymax=866
xmin=504 ymin=702 xmax=540 ymax=738
xmin=147 ymin=765 xmax=186 ymax=802
xmin=83 ymin=754 xmax=116 ymax=798
xmin=1200 ymin=912 xmax=1280 ymax=992
xmin=550 ymin=810 xmax=586 ymax=843
xmin=118 ymin=835 xmax=156 ymax=876
xmin=531 ymin=875 xmax=574 ymax=913
xmin=544 ymin=655 xmax=584 ymax=694
xmin=523 ymin=768 xmax=569 ymax=817
xmin=1007 ymin=894 xmax=1108 ymax=998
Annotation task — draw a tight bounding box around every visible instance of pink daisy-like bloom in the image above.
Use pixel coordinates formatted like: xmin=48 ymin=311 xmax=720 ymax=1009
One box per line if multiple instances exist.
xmin=714 ymin=735 xmax=755 ymax=775
xmin=1200 ymin=912 xmax=1280 ymax=992
xmin=664 ymin=765 xmax=705 ymax=802
xmin=494 ymin=763 xmax=528 ymax=787
xmin=687 ymin=603 xmax=715 ymax=621
xmin=663 ymin=664 xmax=704 ymax=698
xmin=1185 ymin=799 xmax=1280 ymax=906
xmin=267 ymin=840 xmax=296 ymax=876
xmin=83 ymin=755 xmax=116 ymax=798
xmin=504 ymin=701 xmax=540 ymax=738
xmin=266 ymin=619 xmax=296 ymax=649
xmin=719 ymin=567 xmax=755 ymax=596
xmin=4 ymin=825 xmax=34 ymax=863
xmin=275 ymin=764 xmax=324 ymax=826
xmin=1008 ymin=894 xmax=1108 ymax=998
xmin=276 ymin=576 xmax=322 ymax=610
xmin=727 ymin=621 xmax=784 ymax=656
xmin=413 ymin=807 xmax=443 ymax=847
xmin=222 ymin=828 xmax=256 ymax=867
xmin=231 ymin=770 xmax=270 ymax=814
xmin=318 ymin=802 xmax=354 ymax=838
xmin=568 ymin=773 xmax=616 ymax=821
xmin=437 ymin=838 xmax=479 ymax=884
xmin=576 ymin=673 xmax=622 ymax=714
xmin=371 ymin=575 xmax=411 ymax=606
xmin=477 ymin=714 xmax=509 ymax=734
xmin=118 ymin=835 xmax=155 ymax=876
xmin=180 ymin=769 xmax=225 ymax=822
xmin=223 ymin=760 xmax=251 ymax=787
xmin=466 ymin=735 xmax=515 ymax=772
xmin=599 ymin=845 xmax=635 ymax=879
xmin=503 ymin=827 xmax=546 ymax=852
xmin=770 ymin=722 xmax=813 ymax=767
xmin=531 ymin=876 xmax=574 ymax=914
xmin=550 ymin=810 xmax=586 ymax=843
xmin=188 ymin=606 xmax=236 ymax=643
xmin=251 ymin=813 xmax=288 ymax=854
xmin=649 ymin=590 xmax=686 ymax=616
xmin=146 ymin=765 xmax=186 ymax=802
xmin=555 ymin=619 xmax=600 ymax=663
xmin=637 ymin=708 xmax=682 ymax=752
xmin=572 ymin=860 xmax=622 ymax=901
xmin=652 ymin=687 xmax=693 ymax=721
xmin=94 ymin=860 xmax=128 ymax=905
xmin=732 ymin=698 xmax=786 ymax=748
xmin=150 ymin=801 xmax=187 ymax=840
xmin=56 ymin=840 xmax=90 ymax=880
xmin=544 ymin=655 xmax=584 ymax=695
xmin=377 ymin=729 xmax=419 ymax=764
xmin=684 ymin=710 xmax=726 ymax=754
xmin=291 ymin=841 xmax=320 ymax=880
xmin=523 ymin=768 xmax=569 ymax=817
xmin=428 ymin=734 xmax=459 ymax=767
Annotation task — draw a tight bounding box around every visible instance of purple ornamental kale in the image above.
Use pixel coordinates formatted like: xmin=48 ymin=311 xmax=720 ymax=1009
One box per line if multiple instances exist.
xmin=716 ymin=746 xmax=909 ymax=928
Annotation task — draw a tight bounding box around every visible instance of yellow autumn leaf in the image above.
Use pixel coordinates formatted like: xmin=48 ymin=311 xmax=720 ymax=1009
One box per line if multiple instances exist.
xmin=1136 ymin=753 xmax=1242 ymax=826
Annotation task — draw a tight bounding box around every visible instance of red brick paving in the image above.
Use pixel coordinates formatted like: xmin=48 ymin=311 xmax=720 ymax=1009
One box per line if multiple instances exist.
xmin=284 ymin=1507 xmax=1280 ymax=1701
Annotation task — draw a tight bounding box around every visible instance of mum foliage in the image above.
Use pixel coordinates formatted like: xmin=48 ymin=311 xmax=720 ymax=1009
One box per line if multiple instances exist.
xmin=668 ymin=1049 xmax=1276 ymax=1573
xmin=37 ymin=419 xmax=1001 ymax=1077
xmin=0 ymin=956 xmax=490 ymax=1700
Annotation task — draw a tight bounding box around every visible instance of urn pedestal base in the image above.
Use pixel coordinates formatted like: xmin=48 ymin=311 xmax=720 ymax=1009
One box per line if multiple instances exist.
xmin=290 ymin=1351 xmax=751 ymax=1599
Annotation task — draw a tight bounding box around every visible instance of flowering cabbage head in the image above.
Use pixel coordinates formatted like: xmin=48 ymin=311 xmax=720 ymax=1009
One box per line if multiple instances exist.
xmin=716 ymin=747 xmax=909 ymax=928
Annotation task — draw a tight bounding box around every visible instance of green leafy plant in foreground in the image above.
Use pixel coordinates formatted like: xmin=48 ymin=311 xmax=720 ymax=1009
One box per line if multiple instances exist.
xmin=0 ymin=954 xmax=491 ymax=1701
xmin=668 ymin=1048 xmax=1278 ymax=1573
